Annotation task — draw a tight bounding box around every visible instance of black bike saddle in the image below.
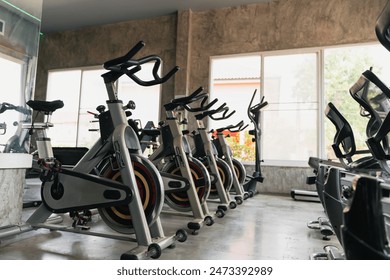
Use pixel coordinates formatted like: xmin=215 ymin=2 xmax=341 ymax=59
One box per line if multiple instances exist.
xmin=27 ymin=100 xmax=64 ymax=114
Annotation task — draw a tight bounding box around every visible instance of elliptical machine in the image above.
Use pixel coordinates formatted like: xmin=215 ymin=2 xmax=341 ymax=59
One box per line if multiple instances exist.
xmin=243 ymin=89 xmax=268 ymax=195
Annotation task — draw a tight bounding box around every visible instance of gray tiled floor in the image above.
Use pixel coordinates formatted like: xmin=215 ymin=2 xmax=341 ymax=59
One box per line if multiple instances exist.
xmin=0 ymin=187 xmax=341 ymax=260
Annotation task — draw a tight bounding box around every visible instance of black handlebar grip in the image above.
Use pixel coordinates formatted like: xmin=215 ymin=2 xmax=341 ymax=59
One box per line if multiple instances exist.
xmin=171 ymin=87 xmax=204 ymax=104
xmin=250 ymin=101 xmax=268 ymax=114
xmin=127 ymin=55 xmax=179 ymax=86
xmin=160 ymin=66 xmax=180 ymax=83
xmin=210 ymin=107 xmax=235 ymax=121
xmin=103 ymin=41 xmax=145 ymax=70
xmin=216 ymin=120 xmax=245 ymax=133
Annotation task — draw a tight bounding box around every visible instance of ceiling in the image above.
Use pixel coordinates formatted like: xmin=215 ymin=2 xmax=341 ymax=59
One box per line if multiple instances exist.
xmin=41 ymin=0 xmax=273 ymax=33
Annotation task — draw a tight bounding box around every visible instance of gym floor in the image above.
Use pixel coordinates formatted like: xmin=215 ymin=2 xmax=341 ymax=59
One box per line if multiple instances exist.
xmin=0 ymin=179 xmax=340 ymax=260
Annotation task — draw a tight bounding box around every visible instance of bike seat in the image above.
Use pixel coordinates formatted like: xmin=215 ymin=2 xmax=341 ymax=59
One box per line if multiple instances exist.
xmin=27 ymin=100 xmax=64 ymax=114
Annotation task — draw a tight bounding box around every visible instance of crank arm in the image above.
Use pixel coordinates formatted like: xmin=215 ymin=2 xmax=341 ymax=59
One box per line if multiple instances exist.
xmin=160 ymin=171 xmax=190 ymax=194
xmin=41 ymin=168 xmax=133 ymax=213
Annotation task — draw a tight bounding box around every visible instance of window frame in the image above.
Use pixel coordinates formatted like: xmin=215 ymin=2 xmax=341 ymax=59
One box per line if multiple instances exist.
xmin=46 ymin=65 xmax=162 ymax=148
xmin=209 ymin=42 xmax=381 ymax=167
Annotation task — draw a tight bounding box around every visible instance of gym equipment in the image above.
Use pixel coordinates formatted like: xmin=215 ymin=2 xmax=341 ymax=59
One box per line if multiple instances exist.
xmin=90 ymin=101 xmax=192 ymax=204
xmin=376 ymin=0 xmax=390 ymax=53
xmin=212 ymin=120 xmax=249 ymax=203
xmin=309 ymin=101 xmax=381 ymax=250
xmin=0 ymin=102 xmax=31 ymax=153
xmin=325 ymin=102 xmax=381 ymax=172
xmin=341 ymin=175 xmax=390 ymax=259
xmin=309 ymin=81 xmax=388 ymax=257
xmin=312 ymin=169 xmax=390 ymax=260
xmin=337 ymin=0 xmax=390 ymax=259
xmin=148 ymin=87 xmax=217 ymax=234
xmin=243 ymin=89 xmax=268 ymax=195
xmin=0 ymin=41 xmax=188 ymax=260
xmin=291 ymin=159 xmax=321 ymax=202
xmin=309 ymin=0 xmax=390 ymax=259
xmin=351 ymin=70 xmax=390 ymax=175
xmin=291 ymin=92 xmax=380 ymax=202
xmin=191 ymin=96 xmax=238 ymax=211
xmin=305 ymin=70 xmax=387 ymax=241
xmin=305 ymin=157 xmax=340 ymax=237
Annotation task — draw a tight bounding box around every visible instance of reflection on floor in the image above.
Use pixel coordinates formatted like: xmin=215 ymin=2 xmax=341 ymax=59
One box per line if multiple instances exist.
xmin=0 ymin=189 xmax=340 ymax=260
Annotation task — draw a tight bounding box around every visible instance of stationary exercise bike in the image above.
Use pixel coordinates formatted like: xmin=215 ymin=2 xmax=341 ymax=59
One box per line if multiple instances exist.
xmin=148 ymin=88 xmax=217 ymax=233
xmin=190 ymin=93 xmax=238 ymax=210
xmin=243 ymin=89 xmax=268 ymax=195
xmin=0 ymin=41 xmax=187 ymax=260
xmin=212 ymin=120 xmax=250 ymax=202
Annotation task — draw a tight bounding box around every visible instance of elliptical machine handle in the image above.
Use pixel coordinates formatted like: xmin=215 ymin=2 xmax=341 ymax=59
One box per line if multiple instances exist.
xmin=248 ymin=89 xmax=268 ymax=119
xmin=250 ymin=100 xmax=269 ymax=113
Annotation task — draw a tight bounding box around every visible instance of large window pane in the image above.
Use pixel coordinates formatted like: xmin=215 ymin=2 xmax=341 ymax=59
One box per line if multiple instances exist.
xmin=263 ymin=53 xmax=318 ymax=162
xmin=46 ymin=70 xmax=81 ymax=147
xmin=46 ymin=64 xmax=161 ymax=148
xmin=118 ymin=62 xmax=161 ymax=127
xmin=0 ymin=56 xmax=23 ymax=148
xmin=78 ymin=69 xmax=107 ymax=147
xmin=210 ymin=55 xmax=261 ymax=161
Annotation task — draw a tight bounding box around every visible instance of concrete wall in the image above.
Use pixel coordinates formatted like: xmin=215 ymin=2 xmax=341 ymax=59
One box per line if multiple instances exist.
xmin=245 ymin=164 xmax=314 ymax=194
xmin=188 ymin=0 xmax=387 ymax=91
xmin=36 ymin=0 xmax=388 ymax=107
xmin=35 ymin=0 xmax=388 ymax=194
xmin=36 ymin=15 xmax=178 ymax=112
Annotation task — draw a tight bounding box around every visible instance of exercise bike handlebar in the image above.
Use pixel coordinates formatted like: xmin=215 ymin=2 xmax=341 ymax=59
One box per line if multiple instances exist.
xmin=0 ymin=102 xmax=30 ymax=115
xmin=102 ymin=41 xmax=179 ymax=86
xmin=126 ymin=55 xmax=179 ymax=87
xmin=216 ymin=120 xmax=249 ymax=133
xmin=103 ymin=41 xmax=146 ymax=70
xmin=165 ymin=87 xmax=218 ymax=112
xmin=195 ymin=102 xmax=235 ymax=121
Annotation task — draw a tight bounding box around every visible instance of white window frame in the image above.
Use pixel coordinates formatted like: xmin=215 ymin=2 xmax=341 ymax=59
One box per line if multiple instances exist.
xmin=46 ymin=64 xmax=163 ymax=148
xmin=210 ymin=42 xmax=381 ymax=167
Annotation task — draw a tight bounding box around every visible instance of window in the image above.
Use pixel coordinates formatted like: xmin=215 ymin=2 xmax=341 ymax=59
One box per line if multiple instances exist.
xmin=46 ymin=64 xmax=161 ymax=147
xmin=46 ymin=69 xmax=83 ymax=147
xmin=210 ymin=43 xmax=390 ymax=166
xmin=0 ymin=55 xmax=23 ymax=147
xmin=210 ymin=55 xmax=261 ymax=161
xmin=263 ymin=53 xmax=318 ymax=163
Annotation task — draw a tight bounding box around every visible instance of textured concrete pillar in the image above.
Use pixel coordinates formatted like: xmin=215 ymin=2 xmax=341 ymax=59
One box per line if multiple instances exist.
xmin=174 ymin=10 xmax=193 ymax=97
xmin=0 ymin=154 xmax=32 ymax=226
xmin=0 ymin=169 xmax=25 ymax=226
